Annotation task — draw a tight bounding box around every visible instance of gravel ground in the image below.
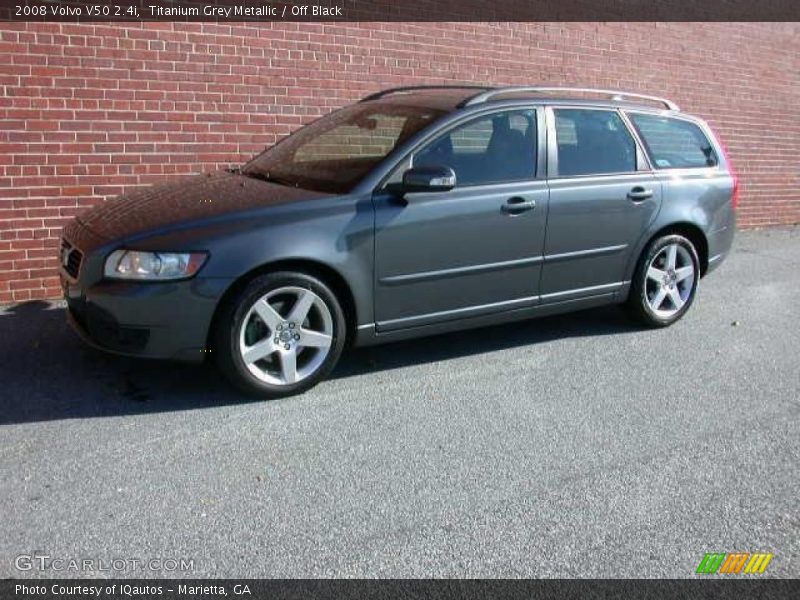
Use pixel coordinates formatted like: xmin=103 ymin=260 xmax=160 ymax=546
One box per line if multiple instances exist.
xmin=0 ymin=227 xmax=797 ymax=578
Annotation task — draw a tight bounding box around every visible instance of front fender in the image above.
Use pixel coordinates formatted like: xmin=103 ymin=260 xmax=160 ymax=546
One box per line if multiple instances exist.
xmin=127 ymin=194 xmax=376 ymax=326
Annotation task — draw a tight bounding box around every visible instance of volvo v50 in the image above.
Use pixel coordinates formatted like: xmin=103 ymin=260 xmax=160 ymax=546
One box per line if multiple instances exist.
xmin=59 ymin=86 xmax=737 ymax=398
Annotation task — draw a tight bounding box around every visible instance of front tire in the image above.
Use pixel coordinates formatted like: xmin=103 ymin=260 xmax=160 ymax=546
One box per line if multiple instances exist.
xmin=214 ymin=271 xmax=347 ymax=398
xmin=627 ymin=234 xmax=700 ymax=327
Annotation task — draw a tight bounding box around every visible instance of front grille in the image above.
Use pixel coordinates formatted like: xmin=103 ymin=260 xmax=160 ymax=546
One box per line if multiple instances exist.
xmin=60 ymin=238 xmax=83 ymax=279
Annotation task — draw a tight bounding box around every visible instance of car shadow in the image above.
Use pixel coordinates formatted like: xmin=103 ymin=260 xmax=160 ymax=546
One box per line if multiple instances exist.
xmin=334 ymin=306 xmax=645 ymax=379
xmin=0 ymin=300 xmax=645 ymax=425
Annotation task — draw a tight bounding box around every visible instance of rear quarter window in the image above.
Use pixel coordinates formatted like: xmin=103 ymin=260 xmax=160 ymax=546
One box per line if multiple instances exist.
xmin=629 ymin=113 xmax=718 ymax=169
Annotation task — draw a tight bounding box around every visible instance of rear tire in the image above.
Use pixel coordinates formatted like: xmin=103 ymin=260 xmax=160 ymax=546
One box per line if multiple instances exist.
xmin=213 ymin=271 xmax=346 ymax=398
xmin=627 ymin=234 xmax=700 ymax=327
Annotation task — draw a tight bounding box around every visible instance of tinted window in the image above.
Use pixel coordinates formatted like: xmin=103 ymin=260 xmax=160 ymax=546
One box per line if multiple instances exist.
xmin=629 ymin=113 xmax=718 ymax=169
xmin=414 ymin=110 xmax=536 ymax=186
xmin=244 ymin=103 xmax=445 ymax=193
xmin=554 ymin=109 xmax=636 ymax=176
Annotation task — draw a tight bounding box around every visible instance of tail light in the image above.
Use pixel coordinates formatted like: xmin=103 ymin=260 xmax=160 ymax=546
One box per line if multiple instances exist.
xmin=714 ymin=130 xmax=740 ymax=210
xmin=730 ymin=172 xmax=741 ymax=210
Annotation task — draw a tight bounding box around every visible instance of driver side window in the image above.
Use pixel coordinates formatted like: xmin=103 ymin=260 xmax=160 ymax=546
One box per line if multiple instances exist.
xmin=413 ymin=110 xmax=537 ymax=187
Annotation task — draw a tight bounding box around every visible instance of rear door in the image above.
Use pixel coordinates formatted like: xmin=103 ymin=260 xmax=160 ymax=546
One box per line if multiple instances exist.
xmin=541 ymin=106 xmax=662 ymax=301
xmin=373 ymin=108 xmax=548 ymax=331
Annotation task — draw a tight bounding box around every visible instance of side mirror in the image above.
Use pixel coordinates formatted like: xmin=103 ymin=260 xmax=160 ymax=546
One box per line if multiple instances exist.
xmin=401 ymin=165 xmax=456 ymax=193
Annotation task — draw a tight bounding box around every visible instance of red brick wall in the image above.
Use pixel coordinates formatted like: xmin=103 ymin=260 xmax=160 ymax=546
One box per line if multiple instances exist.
xmin=0 ymin=21 xmax=798 ymax=304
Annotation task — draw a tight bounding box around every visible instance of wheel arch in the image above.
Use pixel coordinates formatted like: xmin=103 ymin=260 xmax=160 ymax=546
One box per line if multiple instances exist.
xmin=631 ymin=221 xmax=709 ymax=280
xmin=207 ymin=258 xmax=359 ymax=350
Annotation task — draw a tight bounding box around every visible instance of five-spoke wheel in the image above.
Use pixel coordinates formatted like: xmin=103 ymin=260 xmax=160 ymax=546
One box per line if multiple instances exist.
xmin=644 ymin=243 xmax=695 ymax=318
xmin=239 ymin=286 xmax=333 ymax=386
xmin=215 ymin=272 xmax=346 ymax=398
xmin=628 ymin=233 xmax=700 ymax=327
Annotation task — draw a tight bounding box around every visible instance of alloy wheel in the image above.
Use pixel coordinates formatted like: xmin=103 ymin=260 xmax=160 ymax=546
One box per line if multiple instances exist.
xmin=645 ymin=243 xmax=695 ymax=318
xmin=238 ymin=286 xmax=334 ymax=386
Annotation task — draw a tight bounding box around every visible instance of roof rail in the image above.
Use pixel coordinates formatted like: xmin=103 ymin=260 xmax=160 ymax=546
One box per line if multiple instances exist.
xmin=361 ymin=85 xmax=494 ymax=102
xmin=462 ymin=87 xmax=680 ymax=111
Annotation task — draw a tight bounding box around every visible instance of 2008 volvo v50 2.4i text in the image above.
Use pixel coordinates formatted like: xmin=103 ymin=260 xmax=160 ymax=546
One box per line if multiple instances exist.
xmin=59 ymin=86 xmax=737 ymax=398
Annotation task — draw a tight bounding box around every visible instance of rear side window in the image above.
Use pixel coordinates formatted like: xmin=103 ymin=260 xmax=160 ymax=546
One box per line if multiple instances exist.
xmin=629 ymin=113 xmax=718 ymax=169
xmin=554 ymin=109 xmax=637 ymax=177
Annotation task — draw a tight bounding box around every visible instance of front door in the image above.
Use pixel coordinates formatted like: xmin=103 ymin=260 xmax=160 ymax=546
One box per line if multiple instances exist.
xmin=373 ymin=108 xmax=548 ymax=331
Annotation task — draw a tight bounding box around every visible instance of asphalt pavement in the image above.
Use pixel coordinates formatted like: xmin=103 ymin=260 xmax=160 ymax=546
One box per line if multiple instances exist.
xmin=0 ymin=227 xmax=797 ymax=578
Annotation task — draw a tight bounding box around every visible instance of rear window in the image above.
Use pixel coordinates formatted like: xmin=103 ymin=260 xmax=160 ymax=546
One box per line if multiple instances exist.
xmin=629 ymin=113 xmax=718 ymax=169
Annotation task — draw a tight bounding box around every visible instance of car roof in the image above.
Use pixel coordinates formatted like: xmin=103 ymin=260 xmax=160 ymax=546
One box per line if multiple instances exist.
xmin=364 ymin=89 xmax=481 ymax=112
xmin=361 ymin=86 xmax=683 ymax=115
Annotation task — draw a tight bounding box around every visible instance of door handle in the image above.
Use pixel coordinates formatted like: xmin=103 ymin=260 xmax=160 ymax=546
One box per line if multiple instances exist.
xmin=502 ymin=197 xmax=536 ymax=214
xmin=627 ymin=187 xmax=654 ymax=202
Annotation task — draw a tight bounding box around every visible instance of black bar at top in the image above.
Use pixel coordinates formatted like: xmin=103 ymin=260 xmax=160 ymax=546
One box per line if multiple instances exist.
xmin=0 ymin=0 xmax=798 ymax=22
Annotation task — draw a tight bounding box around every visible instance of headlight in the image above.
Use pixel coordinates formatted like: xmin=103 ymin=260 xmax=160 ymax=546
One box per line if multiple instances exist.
xmin=104 ymin=250 xmax=207 ymax=281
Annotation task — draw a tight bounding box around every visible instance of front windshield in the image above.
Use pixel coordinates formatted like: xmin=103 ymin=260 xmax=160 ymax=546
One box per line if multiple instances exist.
xmin=243 ymin=103 xmax=446 ymax=194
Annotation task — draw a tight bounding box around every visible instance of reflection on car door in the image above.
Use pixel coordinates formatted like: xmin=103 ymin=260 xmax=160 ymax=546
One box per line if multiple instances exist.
xmin=540 ymin=107 xmax=662 ymax=302
xmin=373 ymin=109 xmax=549 ymax=331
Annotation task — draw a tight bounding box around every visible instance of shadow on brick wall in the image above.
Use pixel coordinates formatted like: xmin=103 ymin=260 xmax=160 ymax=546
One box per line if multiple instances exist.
xmin=0 ymin=300 xmax=644 ymax=425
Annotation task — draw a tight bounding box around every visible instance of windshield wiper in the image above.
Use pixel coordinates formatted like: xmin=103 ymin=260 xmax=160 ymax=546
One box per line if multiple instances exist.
xmin=239 ymin=170 xmax=298 ymax=188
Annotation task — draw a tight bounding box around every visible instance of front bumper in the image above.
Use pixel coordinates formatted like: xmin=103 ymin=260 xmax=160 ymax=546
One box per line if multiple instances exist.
xmin=61 ymin=270 xmax=232 ymax=363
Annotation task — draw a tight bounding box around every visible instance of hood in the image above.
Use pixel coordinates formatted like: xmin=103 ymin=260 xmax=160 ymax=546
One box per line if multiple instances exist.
xmin=76 ymin=171 xmax=329 ymax=242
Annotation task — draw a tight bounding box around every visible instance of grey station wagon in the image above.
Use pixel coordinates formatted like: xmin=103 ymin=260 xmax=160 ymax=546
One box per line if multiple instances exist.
xmin=60 ymin=86 xmax=737 ymax=398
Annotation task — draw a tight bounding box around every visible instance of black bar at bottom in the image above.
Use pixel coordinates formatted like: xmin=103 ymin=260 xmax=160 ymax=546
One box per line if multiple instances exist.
xmin=2 ymin=579 xmax=799 ymax=600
